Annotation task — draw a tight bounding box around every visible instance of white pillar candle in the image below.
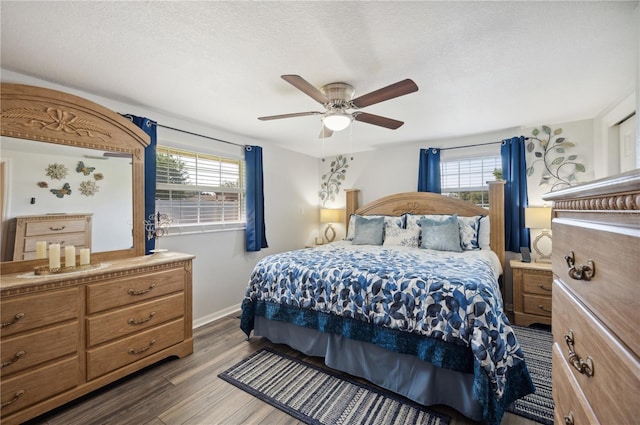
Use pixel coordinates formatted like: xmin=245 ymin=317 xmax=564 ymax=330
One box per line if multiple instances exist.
xmin=79 ymin=248 xmax=91 ymax=266
xmin=36 ymin=241 xmax=47 ymax=259
xmin=49 ymin=243 xmax=61 ymax=269
xmin=65 ymin=245 xmax=76 ymax=268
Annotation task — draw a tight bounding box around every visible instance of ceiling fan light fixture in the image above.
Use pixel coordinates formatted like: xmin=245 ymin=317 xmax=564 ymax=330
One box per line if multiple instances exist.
xmin=323 ymin=112 xmax=352 ymax=131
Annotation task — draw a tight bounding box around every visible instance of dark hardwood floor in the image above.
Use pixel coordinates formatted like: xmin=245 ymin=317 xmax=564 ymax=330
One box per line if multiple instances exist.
xmin=26 ymin=315 xmax=537 ymax=425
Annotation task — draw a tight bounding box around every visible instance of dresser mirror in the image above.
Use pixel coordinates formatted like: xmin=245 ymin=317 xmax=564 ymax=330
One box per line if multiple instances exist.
xmin=0 ymin=83 xmax=149 ymax=274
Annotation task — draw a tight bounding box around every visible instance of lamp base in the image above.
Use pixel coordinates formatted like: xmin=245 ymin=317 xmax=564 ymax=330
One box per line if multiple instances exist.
xmin=324 ymin=224 xmax=336 ymax=243
xmin=532 ymin=230 xmax=552 ymax=264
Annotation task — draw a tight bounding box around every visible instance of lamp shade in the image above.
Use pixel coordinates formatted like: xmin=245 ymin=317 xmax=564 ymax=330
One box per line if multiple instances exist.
xmin=322 ymin=112 xmax=351 ymax=131
xmin=320 ymin=208 xmax=342 ymax=223
xmin=525 ymin=207 xmax=552 ymax=229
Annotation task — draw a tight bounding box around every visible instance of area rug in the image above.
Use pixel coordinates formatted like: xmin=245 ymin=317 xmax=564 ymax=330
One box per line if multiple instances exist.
xmin=507 ymin=325 xmax=554 ymax=425
xmin=218 ymin=347 xmax=450 ymax=425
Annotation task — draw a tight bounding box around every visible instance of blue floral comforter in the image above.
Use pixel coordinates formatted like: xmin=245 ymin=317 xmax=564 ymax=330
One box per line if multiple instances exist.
xmin=240 ymin=242 xmax=534 ymax=425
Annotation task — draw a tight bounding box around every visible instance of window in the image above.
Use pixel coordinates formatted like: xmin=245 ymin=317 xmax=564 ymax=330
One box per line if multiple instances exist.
xmin=441 ymin=156 xmax=501 ymax=207
xmin=155 ymin=146 xmax=245 ymax=232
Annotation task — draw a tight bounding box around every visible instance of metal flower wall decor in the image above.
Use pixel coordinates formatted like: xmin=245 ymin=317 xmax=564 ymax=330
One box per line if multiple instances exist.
xmin=526 ymin=126 xmax=585 ymax=191
xmin=319 ymin=154 xmax=349 ymax=206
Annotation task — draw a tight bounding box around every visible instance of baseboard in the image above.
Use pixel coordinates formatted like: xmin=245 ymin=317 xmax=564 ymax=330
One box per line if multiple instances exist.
xmin=193 ymin=304 xmax=241 ymax=329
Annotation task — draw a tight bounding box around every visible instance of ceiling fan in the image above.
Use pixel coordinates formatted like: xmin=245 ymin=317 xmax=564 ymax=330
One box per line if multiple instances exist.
xmin=258 ymin=75 xmax=419 ymax=138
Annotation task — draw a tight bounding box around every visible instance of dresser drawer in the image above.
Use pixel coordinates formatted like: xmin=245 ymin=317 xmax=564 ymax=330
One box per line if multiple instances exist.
xmin=523 ymin=294 xmax=552 ymax=317
xmin=522 ymin=269 xmax=552 ymax=295
xmin=1 ymin=322 xmax=79 ymax=377
xmin=87 ymin=293 xmax=184 ymax=347
xmin=86 ymin=318 xmax=184 ymax=380
xmin=87 ymin=268 xmax=185 ymax=314
xmin=552 ymin=220 xmax=640 ymax=354
xmin=1 ymin=288 xmax=79 ymax=337
xmin=552 ymin=281 xmax=640 ymax=423
xmin=552 ymin=343 xmax=600 ymax=425
xmin=24 ymin=217 xmax=88 ymax=236
xmin=0 ymin=356 xmax=80 ymax=417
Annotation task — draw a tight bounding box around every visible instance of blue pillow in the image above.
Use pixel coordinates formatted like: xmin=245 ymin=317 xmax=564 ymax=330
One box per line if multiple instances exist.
xmin=352 ymin=216 xmax=384 ymax=245
xmin=419 ymin=215 xmax=463 ymax=252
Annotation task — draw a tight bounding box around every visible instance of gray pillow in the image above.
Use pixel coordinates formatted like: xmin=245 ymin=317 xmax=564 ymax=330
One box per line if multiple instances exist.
xmin=419 ymin=215 xmax=463 ymax=252
xmin=352 ymin=216 xmax=384 ymax=245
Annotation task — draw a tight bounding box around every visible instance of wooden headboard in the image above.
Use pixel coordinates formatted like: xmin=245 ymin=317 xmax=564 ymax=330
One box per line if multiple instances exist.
xmin=345 ymin=181 xmax=506 ymax=271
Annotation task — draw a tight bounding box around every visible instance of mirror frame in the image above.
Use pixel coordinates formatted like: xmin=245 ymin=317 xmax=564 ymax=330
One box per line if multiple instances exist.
xmin=0 ymin=83 xmax=149 ymax=274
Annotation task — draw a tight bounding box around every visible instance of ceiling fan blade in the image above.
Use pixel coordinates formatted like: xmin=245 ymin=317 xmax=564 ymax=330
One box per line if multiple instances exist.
xmin=258 ymin=111 xmax=322 ymax=121
xmin=354 ymin=112 xmax=404 ymax=129
xmin=318 ymin=125 xmax=333 ymax=139
xmin=281 ymin=75 xmax=330 ymax=104
xmin=351 ymin=79 xmax=418 ymax=108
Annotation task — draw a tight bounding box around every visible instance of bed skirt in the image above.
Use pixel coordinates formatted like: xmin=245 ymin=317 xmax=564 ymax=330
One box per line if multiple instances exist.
xmin=254 ymin=316 xmax=484 ymax=421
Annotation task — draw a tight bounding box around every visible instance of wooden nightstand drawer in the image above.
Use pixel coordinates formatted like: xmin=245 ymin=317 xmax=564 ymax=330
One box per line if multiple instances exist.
xmin=522 ymin=269 xmax=553 ymax=295
xmin=523 ymin=294 xmax=552 ymax=317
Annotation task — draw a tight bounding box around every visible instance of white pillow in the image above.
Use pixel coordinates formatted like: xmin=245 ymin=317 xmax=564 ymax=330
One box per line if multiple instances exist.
xmin=479 ymin=216 xmax=491 ymax=250
xmin=383 ymin=226 xmax=420 ymax=248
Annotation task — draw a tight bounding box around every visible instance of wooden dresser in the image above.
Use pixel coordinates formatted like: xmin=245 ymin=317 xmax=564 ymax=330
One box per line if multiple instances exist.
xmin=10 ymin=213 xmax=93 ymax=261
xmin=0 ymin=252 xmax=194 ymax=425
xmin=543 ymin=170 xmax=640 ymax=425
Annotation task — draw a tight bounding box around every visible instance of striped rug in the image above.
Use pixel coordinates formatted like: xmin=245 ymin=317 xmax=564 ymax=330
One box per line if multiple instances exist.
xmin=507 ymin=325 xmax=554 ymax=425
xmin=218 ymin=348 xmax=450 ymax=425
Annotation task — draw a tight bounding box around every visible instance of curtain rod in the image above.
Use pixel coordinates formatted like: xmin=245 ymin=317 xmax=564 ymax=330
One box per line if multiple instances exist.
xmin=435 ymin=137 xmax=530 ymax=151
xmin=154 ymin=123 xmax=246 ymax=149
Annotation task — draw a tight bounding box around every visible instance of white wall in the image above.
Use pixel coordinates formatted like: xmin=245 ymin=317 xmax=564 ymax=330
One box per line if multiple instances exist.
xmin=1 ymin=69 xmax=320 ymax=327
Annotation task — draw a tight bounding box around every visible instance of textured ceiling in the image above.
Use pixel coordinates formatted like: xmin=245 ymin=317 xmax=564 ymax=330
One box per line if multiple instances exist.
xmin=1 ymin=1 xmax=638 ymax=158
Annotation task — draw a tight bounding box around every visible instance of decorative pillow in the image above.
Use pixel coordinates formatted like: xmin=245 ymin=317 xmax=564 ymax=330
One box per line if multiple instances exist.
xmin=458 ymin=215 xmax=483 ymax=251
xmin=346 ymin=214 xmax=403 ymax=241
xmin=383 ymin=226 xmax=420 ymax=248
xmin=478 ymin=216 xmax=491 ymax=250
xmin=419 ymin=215 xmax=463 ymax=252
xmin=352 ymin=216 xmax=385 ymax=245
xmin=405 ymin=213 xmax=451 ymax=231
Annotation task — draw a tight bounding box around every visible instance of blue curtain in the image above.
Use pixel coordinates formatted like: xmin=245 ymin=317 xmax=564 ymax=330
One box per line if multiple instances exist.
xmin=124 ymin=114 xmax=157 ymax=255
xmin=501 ymin=136 xmax=530 ymax=252
xmin=417 ymin=148 xmax=441 ymax=193
xmin=245 ymin=145 xmax=268 ymax=252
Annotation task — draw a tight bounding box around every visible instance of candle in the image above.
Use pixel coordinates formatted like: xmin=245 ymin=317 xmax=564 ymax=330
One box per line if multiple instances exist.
xmin=49 ymin=243 xmax=61 ymax=269
xmin=36 ymin=241 xmax=47 ymax=259
xmin=80 ymin=248 xmax=91 ymax=266
xmin=65 ymin=245 xmax=76 ymax=268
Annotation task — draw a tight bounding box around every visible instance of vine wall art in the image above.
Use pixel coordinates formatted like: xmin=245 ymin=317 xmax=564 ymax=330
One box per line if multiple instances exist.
xmin=526 ymin=125 xmax=585 ymax=191
xmin=319 ymin=154 xmax=349 ymax=206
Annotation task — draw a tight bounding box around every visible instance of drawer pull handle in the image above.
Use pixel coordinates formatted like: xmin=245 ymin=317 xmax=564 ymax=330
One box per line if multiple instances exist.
xmin=128 ymin=283 xmax=156 ymax=295
xmin=49 ymin=226 xmax=66 ymax=231
xmin=1 ymin=390 xmax=25 ymax=409
xmin=564 ymin=329 xmax=594 ymax=377
xmin=128 ymin=339 xmax=156 ymax=355
xmin=538 ymin=305 xmax=551 ymax=313
xmin=1 ymin=313 xmax=25 ymax=328
xmin=128 ymin=312 xmax=156 ymax=325
xmin=564 ymin=412 xmax=574 ymax=425
xmin=1 ymin=350 xmax=26 ymax=369
xmin=564 ymin=251 xmax=596 ymax=281
xmin=537 ymin=284 xmax=552 ymax=291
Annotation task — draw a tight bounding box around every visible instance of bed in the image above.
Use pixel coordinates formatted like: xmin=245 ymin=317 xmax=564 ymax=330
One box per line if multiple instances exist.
xmin=240 ymin=182 xmax=535 ymax=425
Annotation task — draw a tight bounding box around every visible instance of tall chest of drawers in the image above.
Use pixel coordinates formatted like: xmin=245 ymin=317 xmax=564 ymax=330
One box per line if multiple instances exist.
xmin=543 ymin=170 xmax=640 ymax=425
xmin=0 ymin=252 xmax=194 ymax=425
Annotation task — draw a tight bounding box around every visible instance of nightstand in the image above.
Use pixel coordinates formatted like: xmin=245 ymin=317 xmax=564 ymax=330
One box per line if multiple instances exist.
xmin=510 ymin=259 xmax=553 ymax=326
